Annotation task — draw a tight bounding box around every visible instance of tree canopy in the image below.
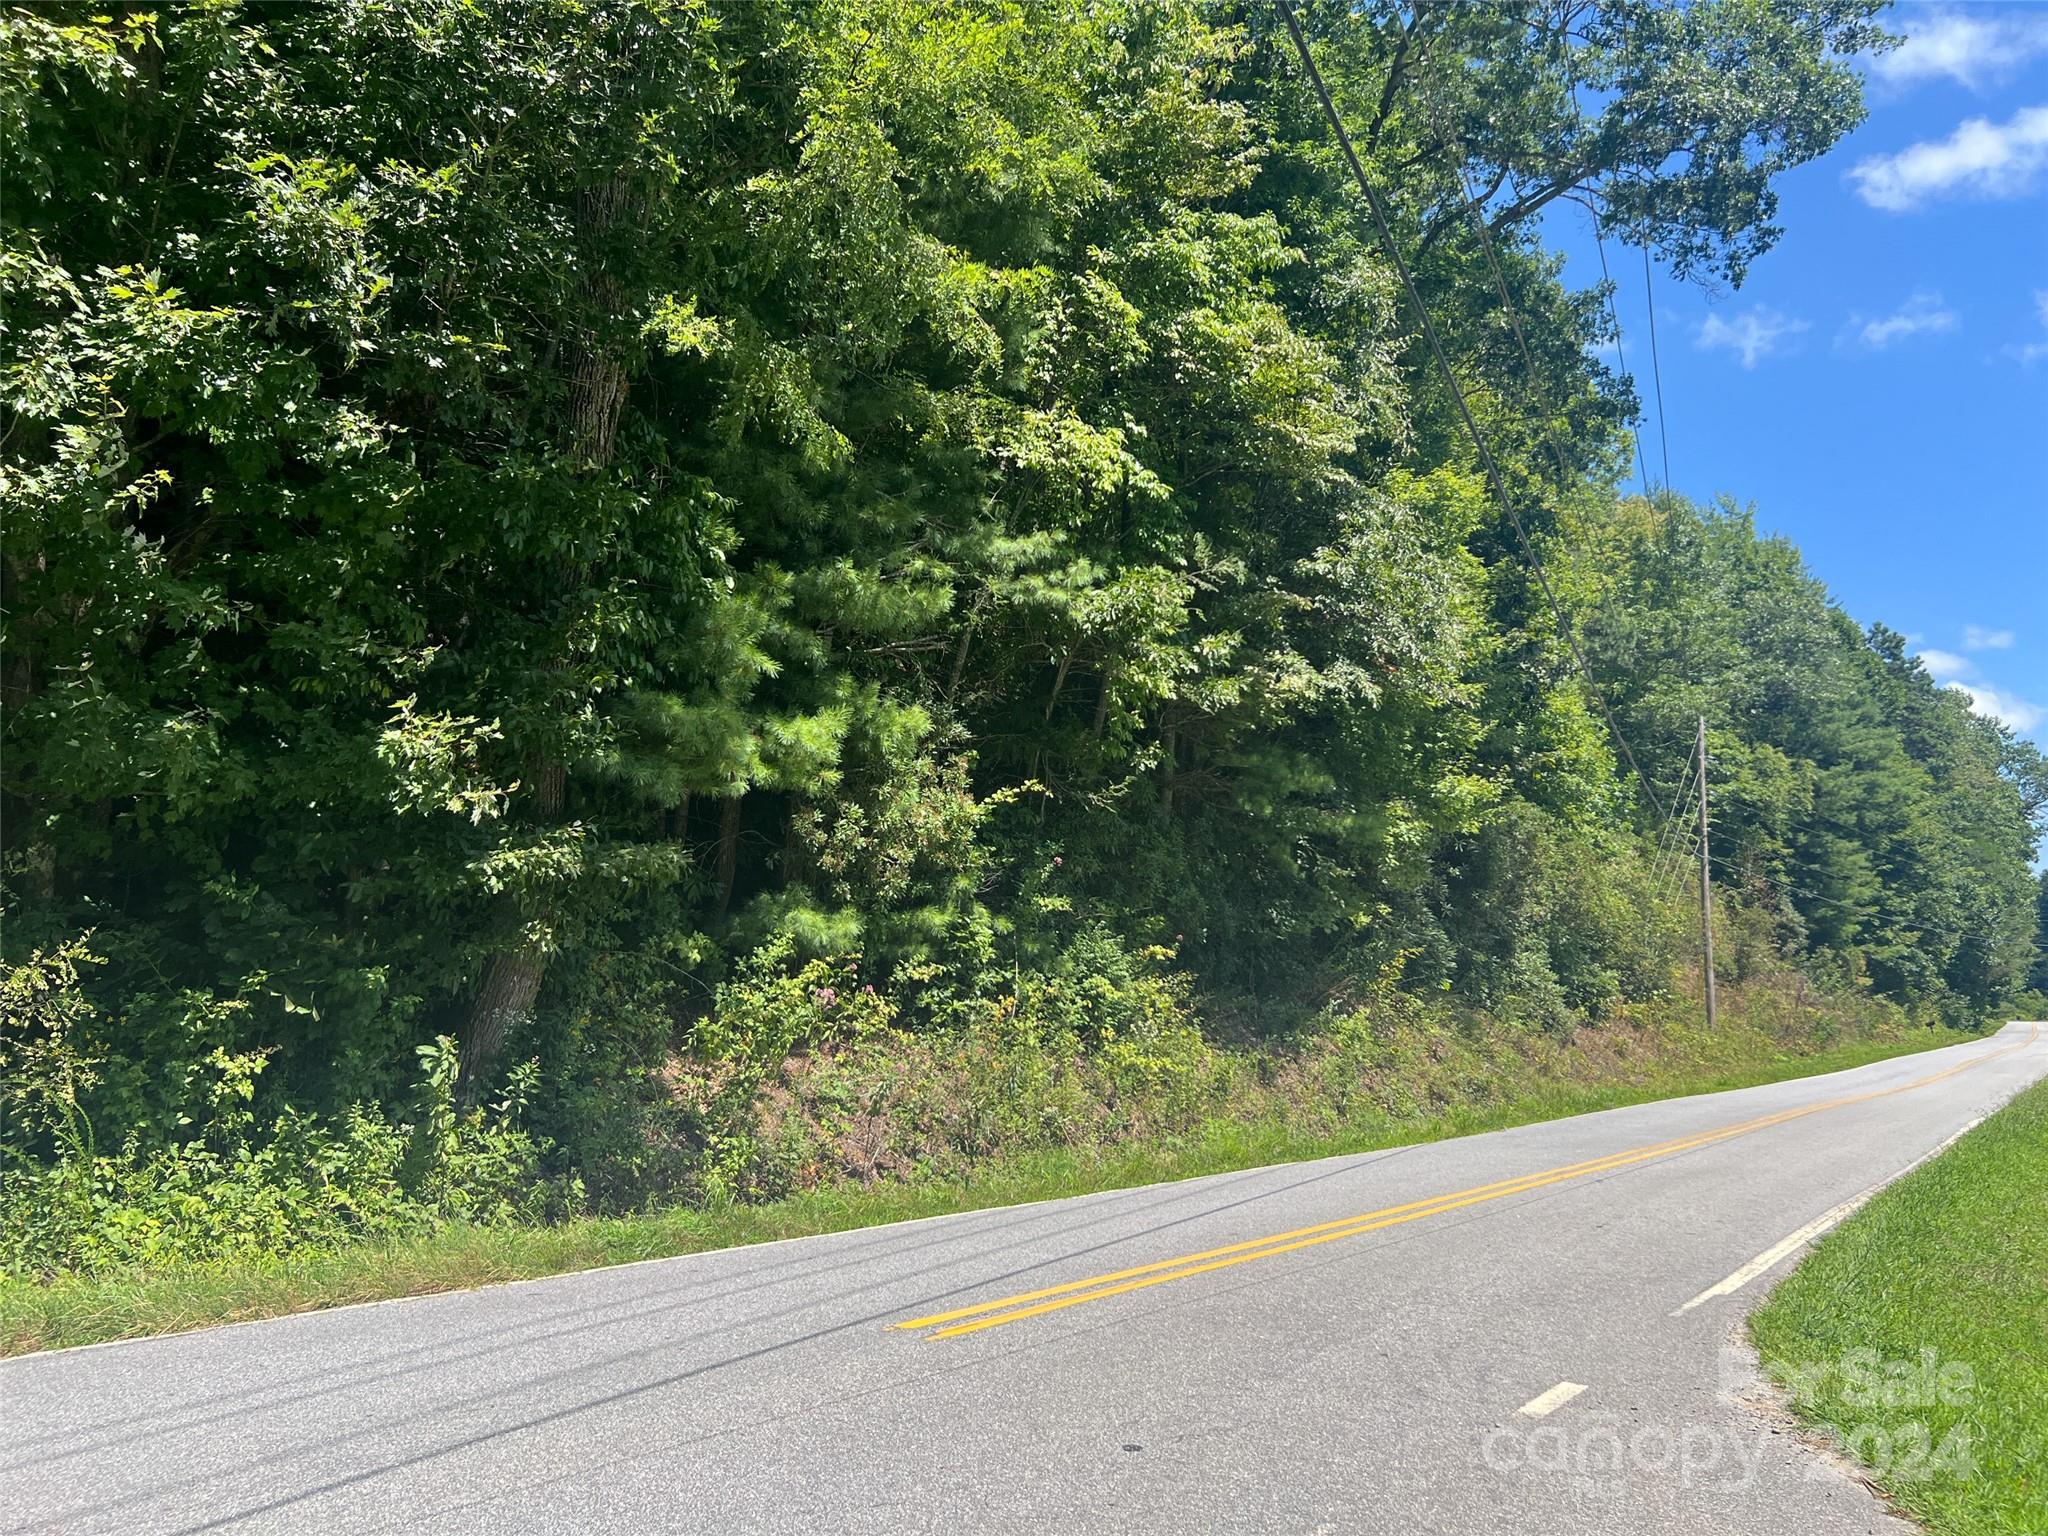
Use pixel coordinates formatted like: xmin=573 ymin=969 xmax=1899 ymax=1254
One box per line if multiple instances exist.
xmin=3 ymin=0 xmax=2040 ymax=1192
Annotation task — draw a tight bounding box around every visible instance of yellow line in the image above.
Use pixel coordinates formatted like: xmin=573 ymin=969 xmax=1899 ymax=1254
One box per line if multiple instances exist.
xmin=891 ymin=1105 xmax=1811 ymax=1331
xmin=930 ymin=1129 xmax=1773 ymax=1338
xmin=899 ymin=1024 xmax=2039 ymax=1340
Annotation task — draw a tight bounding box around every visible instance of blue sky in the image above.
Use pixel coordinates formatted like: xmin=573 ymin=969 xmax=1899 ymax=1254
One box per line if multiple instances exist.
xmin=1545 ymin=1 xmax=2047 ymax=755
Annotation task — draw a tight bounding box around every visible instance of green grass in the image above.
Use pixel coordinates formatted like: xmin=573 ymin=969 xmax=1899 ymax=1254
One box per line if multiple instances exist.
xmin=1751 ymin=1071 xmax=2048 ymax=1536
xmin=0 ymin=1024 xmax=1973 ymax=1359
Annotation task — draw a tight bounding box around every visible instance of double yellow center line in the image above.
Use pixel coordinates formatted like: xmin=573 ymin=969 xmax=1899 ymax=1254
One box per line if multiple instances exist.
xmin=893 ymin=1025 xmax=2040 ymax=1340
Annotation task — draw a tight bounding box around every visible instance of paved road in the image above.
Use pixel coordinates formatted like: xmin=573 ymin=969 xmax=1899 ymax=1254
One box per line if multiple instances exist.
xmin=4 ymin=1022 xmax=2043 ymax=1535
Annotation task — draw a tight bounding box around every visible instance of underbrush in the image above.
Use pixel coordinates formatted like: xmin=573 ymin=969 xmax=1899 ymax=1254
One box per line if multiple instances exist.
xmin=1 ymin=942 xmax=566 ymax=1278
xmin=697 ymin=954 xmax=1932 ymax=1208
xmin=2 ymin=925 xmax=1945 ymax=1307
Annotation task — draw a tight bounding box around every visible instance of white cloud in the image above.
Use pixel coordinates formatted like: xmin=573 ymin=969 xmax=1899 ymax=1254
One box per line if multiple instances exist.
xmin=1914 ymin=646 xmax=2043 ymax=735
xmin=1695 ymin=305 xmax=1809 ymax=368
xmin=1917 ymin=647 xmax=1972 ymax=682
xmin=1948 ymin=681 xmax=2044 ymax=734
xmin=1869 ymin=8 xmax=2048 ymax=90
xmin=1849 ymin=104 xmax=2048 ymax=211
xmin=2007 ymin=289 xmax=2048 ymax=366
xmin=1962 ymin=625 xmax=2015 ymax=651
xmin=1847 ymin=291 xmax=1959 ymax=349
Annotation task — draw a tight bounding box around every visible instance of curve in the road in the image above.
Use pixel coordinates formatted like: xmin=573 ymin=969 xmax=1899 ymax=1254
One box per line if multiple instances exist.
xmin=895 ymin=1022 xmax=2041 ymax=1339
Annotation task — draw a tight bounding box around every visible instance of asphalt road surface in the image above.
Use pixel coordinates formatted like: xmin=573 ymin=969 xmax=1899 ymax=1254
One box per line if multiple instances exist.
xmin=5 ymin=1021 xmax=2043 ymax=1535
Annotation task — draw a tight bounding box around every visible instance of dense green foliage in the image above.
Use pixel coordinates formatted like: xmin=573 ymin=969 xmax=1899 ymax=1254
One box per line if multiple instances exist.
xmin=0 ymin=940 xmax=558 ymax=1275
xmin=0 ymin=915 xmax=1948 ymax=1282
xmin=1576 ymin=500 xmax=2046 ymax=1008
xmin=4 ymin=0 xmax=2041 ymax=1237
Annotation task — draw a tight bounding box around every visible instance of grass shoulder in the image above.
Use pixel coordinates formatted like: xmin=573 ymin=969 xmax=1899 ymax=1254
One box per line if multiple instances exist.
xmin=1750 ymin=1064 xmax=2048 ymax=1536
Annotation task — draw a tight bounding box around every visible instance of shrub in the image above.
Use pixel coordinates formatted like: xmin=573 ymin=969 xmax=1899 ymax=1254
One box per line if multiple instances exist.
xmin=0 ymin=943 xmax=558 ymax=1276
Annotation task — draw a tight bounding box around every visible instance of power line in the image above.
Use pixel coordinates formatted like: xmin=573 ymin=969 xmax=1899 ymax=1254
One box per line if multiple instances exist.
xmin=1593 ymin=222 xmax=1651 ymax=500
xmin=1694 ymin=712 xmax=1717 ymax=1031
xmin=1777 ymin=883 xmax=1875 ymax=917
xmin=1609 ymin=6 xmax=1673 ymax=496
xmin=1649 ymin=762 xmax=1699 ymax=887
xmin=1416 ymin=62 xmax=1693 ymax=828
xmin=1654 ymin=818 xmax=1696 ymax=895
xmin=1563 ymin=56 xmax=1652 ymax=502
xmin=1658 ymin=833 xmax=1699 ymax=905
xmin=1271 ymin=0 xmax=1660 ymax=811
xmin=1639 ymin=242 xmax=1672 ymax=492
xmin=1414 ymin=72 xmax=1576 ymax=496
xmin=1653 ymin=729 xmax=1708 ymax=900
xmin=1657 ymin=805 xmax=1702 ymax=893
xmin=1665 ymin=850 xmax=1867 ymax=923
xmin=1650 ymin=732 xmax=1700 ymax=852
xmin=1656 ymin=816 xmax=1699 ymax=896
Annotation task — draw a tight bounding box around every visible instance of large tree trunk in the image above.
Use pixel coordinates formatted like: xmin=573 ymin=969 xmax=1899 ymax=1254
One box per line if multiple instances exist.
xmin=460 ymin=179 xmax=633 ymax=1095
xmin=945 ymin=622 xmax=974 ymax=701
xmin=715 ymin=794 xmax=743 ymax=917
xmin=1091 ymin=665 xmax=1113 ymax=738
xmin=460 ymin=953 xmax=544 ymax=1091
xmin=460 ymin=761 xmax=566 ymax=1088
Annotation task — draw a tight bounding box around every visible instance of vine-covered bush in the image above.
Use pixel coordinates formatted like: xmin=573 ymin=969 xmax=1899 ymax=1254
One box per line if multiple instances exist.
xmin=1 ymin=946 xmax=559 ymax=1276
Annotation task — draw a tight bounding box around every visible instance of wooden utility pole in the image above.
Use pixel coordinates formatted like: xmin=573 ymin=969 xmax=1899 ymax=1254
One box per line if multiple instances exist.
xmin=1697 ymin=715 xmax=1717 ymax=1030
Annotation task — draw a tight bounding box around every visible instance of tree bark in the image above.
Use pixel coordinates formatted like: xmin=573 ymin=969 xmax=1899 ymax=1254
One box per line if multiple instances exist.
xmin=716 ymin=794 xmax=743 ymax=917
xmin=460 ymin=176 xmax=634 ymax=1095
xmin=781 ymin=797 xmax=811 ymax=887
xmin=1043 ymin=653 xmax=1072 ymax=721
xmin=460 ymin=760 xmax=565 ymax=1087
xmin=460 ymin=950 xmax=544 ymax=1093
xmin=945 ymin=622 xmax=974 ymax=701
xmin=1091 ymin=665 xmax=1114 ymax=738
xmin=1159 ymin=720 xmax=1178 ymax=818
xmin=1027 ymin=652 xmax=1072 ymax=784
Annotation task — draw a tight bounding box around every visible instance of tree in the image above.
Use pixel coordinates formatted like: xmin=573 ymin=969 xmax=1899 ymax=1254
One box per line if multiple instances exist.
xmin=8 ymin=0 xmax=2033 ymax=1189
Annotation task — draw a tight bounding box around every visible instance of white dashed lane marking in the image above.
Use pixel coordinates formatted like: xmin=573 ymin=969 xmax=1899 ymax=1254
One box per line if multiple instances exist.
xmin=1517 ymin=1381 xmax=1588 ymax=1418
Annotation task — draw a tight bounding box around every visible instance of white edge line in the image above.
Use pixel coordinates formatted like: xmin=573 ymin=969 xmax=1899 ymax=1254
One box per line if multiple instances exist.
xmin=1670 ymin=1113 xmax=1990 ymax=1316
xmin=1518 ymin=1381 xmax=1589 ymax=1417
